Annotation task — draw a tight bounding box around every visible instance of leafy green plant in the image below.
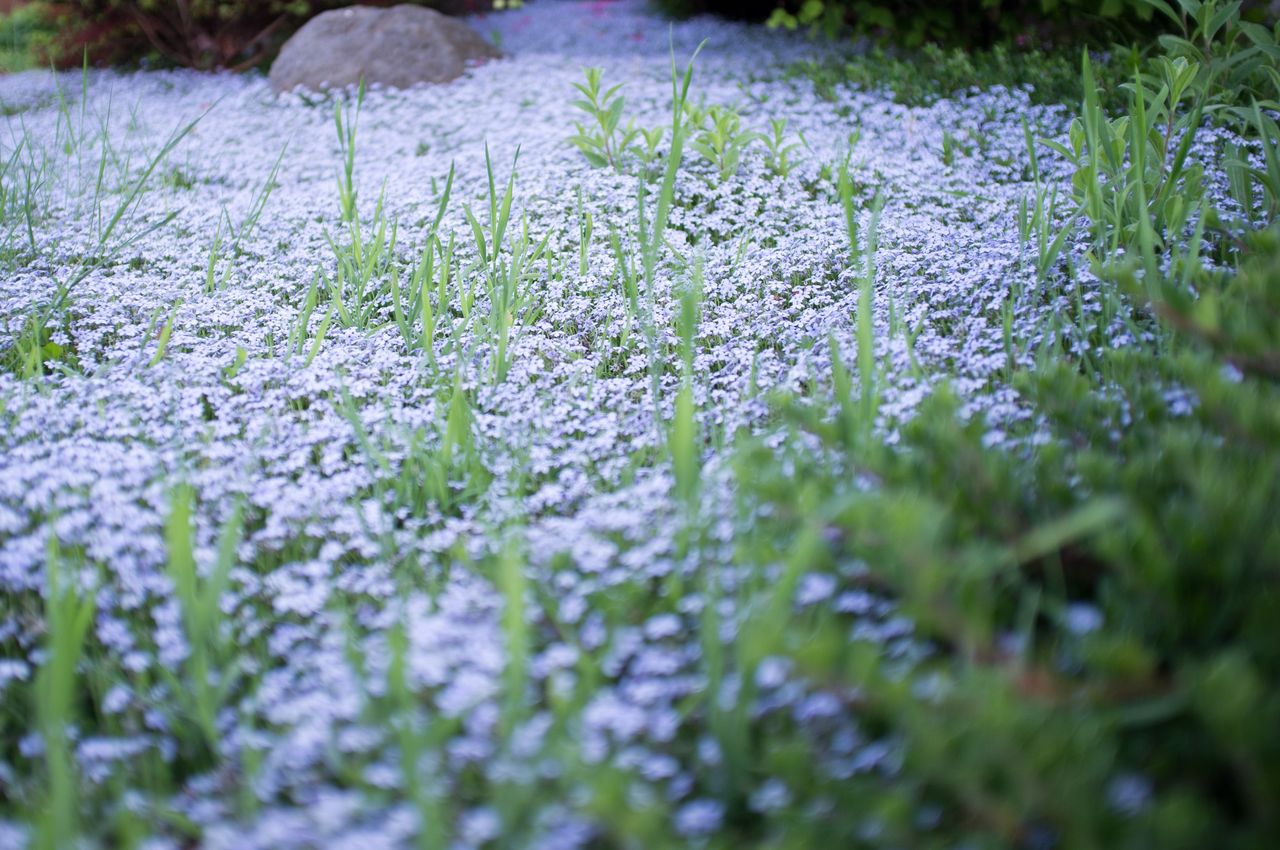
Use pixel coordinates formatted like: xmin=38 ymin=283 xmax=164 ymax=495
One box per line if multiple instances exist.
xmin=568 ymin=67 xmax=639 ymax=171
xmin=1143 ymin=0 xmax=1280 ymax=123
xmin=682 ymin=98 xmax=710 ymax=133
xmin=723 ymin=28 xmax=1279 ymax=843
xmin=1045 ymin=51 xmax=1207 ymax=271
xmin=690 ymin=104 xmax=761 ymax=181
xmin=761 ymin=118 xmax=803 ymax=178
xmin=1227 ymin=102 xmax=1280 ymax=222
xmin=322 ymin=191 xmax=398 ymax=330
xmin=462 ymin=147 xmax=549 ymax=383
xmin=1019 ymin=120 xmax=1080 ymax=282
xmin=724 ymin=215 xmax=1280 ymax=846
xmin=633 ymin=125 xmax=667 ymax=179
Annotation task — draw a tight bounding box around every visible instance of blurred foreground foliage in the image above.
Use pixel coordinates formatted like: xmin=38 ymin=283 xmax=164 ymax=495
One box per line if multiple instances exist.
xmin=721 ymin=5 xmax=1280 ymax=845
xmin=735 ymin=224 xmax=1280 ymax=846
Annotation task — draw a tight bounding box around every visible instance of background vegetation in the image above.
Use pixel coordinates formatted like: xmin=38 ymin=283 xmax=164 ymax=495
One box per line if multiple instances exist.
xmin=660 ymin=0 xmax=1279 ymax=45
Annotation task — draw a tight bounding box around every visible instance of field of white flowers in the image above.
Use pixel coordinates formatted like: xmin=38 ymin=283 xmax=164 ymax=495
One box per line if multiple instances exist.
xmin=2 ymin=0 xmax=1275 ymax=848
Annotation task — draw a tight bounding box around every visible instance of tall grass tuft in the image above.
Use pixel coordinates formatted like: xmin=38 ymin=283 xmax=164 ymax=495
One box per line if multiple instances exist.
xmin=34 ymin=535 xmax=96 ymax=850
xmin=164 ymin=486 xmax=244 ymax=760
xmin=4 ymin=104 xmax=204 ymax=378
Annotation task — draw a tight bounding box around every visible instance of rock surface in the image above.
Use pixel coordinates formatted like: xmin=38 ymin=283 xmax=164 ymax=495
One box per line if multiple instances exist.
xmin=268 ymin=4 xmax=501 ymax=93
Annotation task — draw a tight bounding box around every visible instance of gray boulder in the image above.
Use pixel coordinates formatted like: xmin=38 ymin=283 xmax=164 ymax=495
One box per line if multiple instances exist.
xmin=269 ymin=4 xmax=501 ymax=93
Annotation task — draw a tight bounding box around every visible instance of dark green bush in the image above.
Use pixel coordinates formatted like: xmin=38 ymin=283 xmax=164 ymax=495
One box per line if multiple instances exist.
xmin=736 ymin=220 xmax=1280 ymax=846
xmin=26 ymin=0 xmax=497 ymax=70
xmin=657 ymin=0 xmax=1162 ymax=46
xmin=0 ymin=2 xmax=56 ymax=72
xmin=726 ymin=7 xmax=1280 ymax=842
xmin=778 ymin=0 xmax=1162 ymax=45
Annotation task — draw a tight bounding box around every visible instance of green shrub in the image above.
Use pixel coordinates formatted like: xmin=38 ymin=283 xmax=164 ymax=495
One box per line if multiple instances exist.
xmin=737 ymin=219 xmax=1280 ymax=847
xmin=20 ymin=0 xmax=500 ymax=71
xmin=773 ymin=0 xmax=1162 ymax=45
xmin=0 ymin=2 xmax=57 ymax=73
xmin=656 ymin=0 xmax=1162 ymax=45
xmin=728 ymin=6 xmax=1280 ymax=844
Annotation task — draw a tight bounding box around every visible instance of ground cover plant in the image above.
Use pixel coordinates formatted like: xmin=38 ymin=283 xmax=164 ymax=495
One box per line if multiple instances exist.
xmin=0 ymin=0 xmax=1277 ymax=847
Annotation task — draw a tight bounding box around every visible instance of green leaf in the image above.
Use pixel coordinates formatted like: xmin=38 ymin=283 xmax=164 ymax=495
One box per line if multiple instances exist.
xmin=463 ymin=205 xmax=488 ymax=263
xmin=605 ymin=97 xmax=625 ymax=134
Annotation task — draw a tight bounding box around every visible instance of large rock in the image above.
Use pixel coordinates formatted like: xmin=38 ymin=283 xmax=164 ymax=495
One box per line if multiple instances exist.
xmin=269 ymin=4 xmax=501 ymax=93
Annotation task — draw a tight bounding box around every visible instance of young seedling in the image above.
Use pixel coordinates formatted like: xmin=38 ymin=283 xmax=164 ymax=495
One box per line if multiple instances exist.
xmin=682 ymin=99 xmax=710 ymax=133
xmin=837 ymin=159 xmax=861 ymax=267
xmin=390 ymin=164 xmax=455 ymax=364
xmin=637 ymin=39 xmax=706 ymax=441
xmin=568 ymin=67 xmax=638 ymax=171
xmin=761 ymin=118 xmax=802 ymax=178
xmin=323 ymin=189 xmax=398 ymax=330
xmin=462 ymin=147 xmax=549 ymax=383
xmin=146 ymin=298 xmax=182 ymax=367
xmin=609 ymin=222 xmax=641 ymax=317
xmin=575 ymin=186 xmax=593 ymax=278
xmin=670 ymin=256 xmax=703 ymax=512
xmin=34 ymin=534 xmax=96 ymax=850
xmin=205 ymin=144 xmax=286 ymax=293
xmin=163 ymin=485 xmax=245 ymax=760
xmin=858 ymin=194 xmax=885 ymax=431
xmin=497 ymin=535 xmax=529 ymax=738
xmin=6 ymin=107 xmax=204 ymax=379
xmin=335 ymin=80 xmax=366 ymax=223
xmin=833 ymin=188 xmax=885 ymax=449
xmin=690 ymin=104 xmax=760 ymax=181
xmin=633 ymin=125 xmax=666 ymax=179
